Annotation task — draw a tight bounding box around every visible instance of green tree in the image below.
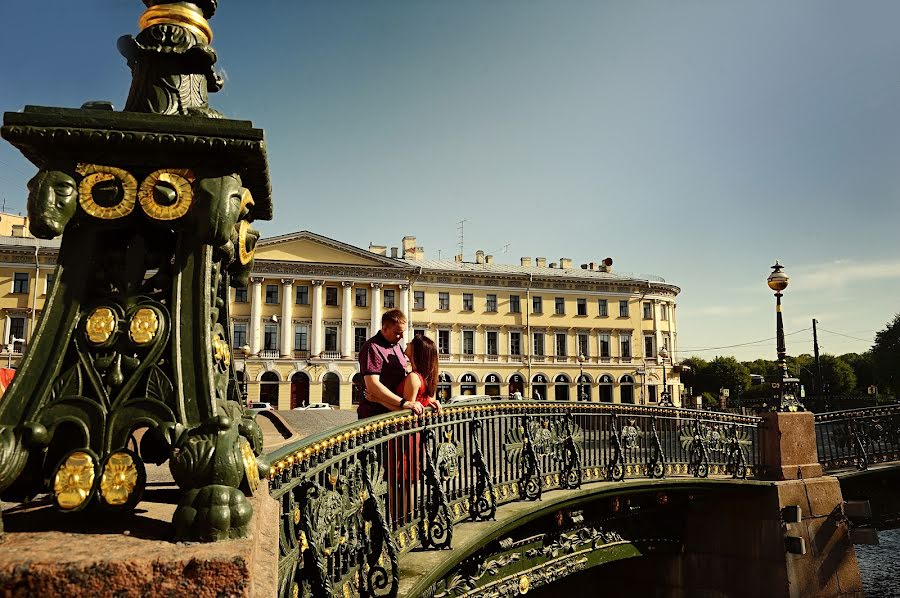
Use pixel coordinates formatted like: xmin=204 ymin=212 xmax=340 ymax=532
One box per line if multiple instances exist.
xmin=817 ymin=354 xmax=857 ymax=395
xmin=872 ymin=313 xmax=900 ymax=396
xmin=840 ymin=352 xmax=876 ymax=393
xmin=705 ymin=356 xmax=751 ymax=396
xmin=679 ymin=356 xmax=709 ymax=396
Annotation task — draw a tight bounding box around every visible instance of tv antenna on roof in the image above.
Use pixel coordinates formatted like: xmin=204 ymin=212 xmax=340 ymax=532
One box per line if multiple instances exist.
xmin=457 ymin=219 xmax=467 ymax=261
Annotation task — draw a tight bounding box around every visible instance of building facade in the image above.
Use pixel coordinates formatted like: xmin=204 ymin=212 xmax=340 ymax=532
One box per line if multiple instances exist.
xmin=0 ymin=225 xmax=684 ymax=410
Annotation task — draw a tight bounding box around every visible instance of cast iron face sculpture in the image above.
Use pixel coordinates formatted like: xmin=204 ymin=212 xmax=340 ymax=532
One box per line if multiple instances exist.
xmin=0 ymin=0 xmax=272 ymax=541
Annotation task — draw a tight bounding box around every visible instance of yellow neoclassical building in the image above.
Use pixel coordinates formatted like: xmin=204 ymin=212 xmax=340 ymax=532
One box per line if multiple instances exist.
xmin=0 ymin=222 xmax=684 ymax=410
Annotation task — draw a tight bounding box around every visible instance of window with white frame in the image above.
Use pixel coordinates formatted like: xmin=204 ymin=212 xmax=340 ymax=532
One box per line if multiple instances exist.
xmin=233 ymin=322 xmax=248 ymax=348
xmin=45 ymin=273 xmax=55 ymax=294
xmin=643 ymin=302 xmax=652 ymax=319
xmin=294 ymin=324 xmax=309 ymax=351
xmin=577 ymin=333 xmax=589 ymax=357
xmin=414 ymin=291 xmax=425 ymax=309
xmin=509 ymin=295 xmax=521 ymax=313
xmin=620 ymin=334 xmax=632 ymax=358
xmin=264 ymin=323 xmax=278 ymax=350
xmin=234 ymin=287 xmax=248 ymax=303
xmin=414 ymin=328 xmax=426 ymax=338
xmin=8 ymin=317 xmax=25 ymax=350
xmin=660 ymin=303 xmax=669 ymax=320
xmin=598 ymin=299 xmax=608 ymax=317
xmin=576 ymin=298 xmax=587 ymax=316
xmin=438 ymin=292 xmax=450 ymax=310
xmin=438 ymin=329 xmax=450 ymax=355
xmin=383 ymin=289 xmax=395 ymax=308
xmin=533 ymin=332 xmax=545 ymax=356
xmin=12 ymin=273 xmax=28 ymax=294
xmin=355 ymin=287 xmax=367 ymax=307
xmin=265 ymin=284 xmax=279 ymax=304
xmin=325 ymin=287 xmax=338 ymax=306
xmin=486 ymin=331 xmax=498 ymax=355
xmin=463 ymin=330 xmax=475 ymax=355
xmin=555 ymin=297 xmax=565 ymax=315
xmin=462 ymin=293 xmax=474 ymax=311
xmin=533 ymin=296 xmax=543 ymax=314
xmin=555 ymin=332 xmax=567 ymax=356
xmin=619 ymin=300 xmax=629 ymax=317
xmin=599 ymin=333 xmax=611 ymax=358
xmin=295 ymin=285 xmax=309 ymax=305
xmin=509 ymin=331 xmax=522 ymax=356
xmin=354 ymin=327 xmax=368 ymax=352
xmin=324 ymin=326 xmax=338 ymax=352
xmin=644 ymin=334 xmax=655 ymax=358
xmin=486 ymin=294 xmax=497 ymax=312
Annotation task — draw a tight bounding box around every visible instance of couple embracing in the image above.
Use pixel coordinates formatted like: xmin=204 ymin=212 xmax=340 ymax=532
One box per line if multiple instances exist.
xmin=357 ymin=309 xmax=443 ymax=420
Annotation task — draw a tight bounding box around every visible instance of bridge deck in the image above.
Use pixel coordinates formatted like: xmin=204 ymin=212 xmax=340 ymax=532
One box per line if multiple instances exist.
xmin=396 ymin=476 xmax=771 ymax=598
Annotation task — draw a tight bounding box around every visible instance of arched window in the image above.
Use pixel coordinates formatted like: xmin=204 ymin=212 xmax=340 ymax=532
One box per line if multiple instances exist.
xmin=460 ymin=373 xmax=477 ymax=396
xmin=291 ymin=371 xmax=310 ymax=409
xmin=437 ymin=371 xmax=452 ymax=402
xmin=619 ymin=374 xmax=635 ymax=404
xmin=554 ymin=374 xmax=570 ymax=401
xmin=508 ymin=374 xmax=525 ymax=397
xmin=576 ymin=374 xmax=592 ymax=402
xmin=322 ymin=372 xmax=340 ymax=406
xmin=598 ymin=374 xmax=614 ymax=403
xmin=484 ymin=373 xmax=502 ymax=397
xmin=260 ymin=371 xmax=279 ymax=407
xmin=532 ymin=374 xmax=548 ymax=400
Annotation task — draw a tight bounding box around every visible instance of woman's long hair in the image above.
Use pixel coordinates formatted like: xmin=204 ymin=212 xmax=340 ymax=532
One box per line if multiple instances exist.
xmin=410 ymin=335 xmax=439 ymax=398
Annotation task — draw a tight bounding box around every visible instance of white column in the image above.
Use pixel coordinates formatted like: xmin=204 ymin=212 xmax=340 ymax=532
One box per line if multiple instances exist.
xmin=341 ymin=281 xmax=353 ymax=358
xmin=311 ymin=280 xmax=324 ymax=357
xmin=653 ymin=299 xmax=661 ymax=362
xmin=370 ymin=282 xmax=383 ymax=337
xmin=280 ymin=279 xmax=293 ymax=357
xmin=249 ymin=277 xmax=263 ymax=356
xmin=399 ymin=283 xmax=410 ymax=326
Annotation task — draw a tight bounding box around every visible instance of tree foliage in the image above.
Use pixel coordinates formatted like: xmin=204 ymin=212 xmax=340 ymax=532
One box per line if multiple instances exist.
xmin=872 ymin=313 xmax=900 ymax=396
xmin=705 ymin=356 xmax=751 ymax=396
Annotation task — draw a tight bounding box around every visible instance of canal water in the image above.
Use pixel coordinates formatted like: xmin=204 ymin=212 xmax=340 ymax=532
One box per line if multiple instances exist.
xmin=857 ymin=527 xmax=900 ymax=596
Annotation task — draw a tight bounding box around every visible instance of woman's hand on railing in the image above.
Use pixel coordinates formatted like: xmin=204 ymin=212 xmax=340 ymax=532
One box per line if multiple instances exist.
xmin=406 ymin=400 xmax=424 ymax=415
xmin=428 ymin=398 xmax=443 ymax=415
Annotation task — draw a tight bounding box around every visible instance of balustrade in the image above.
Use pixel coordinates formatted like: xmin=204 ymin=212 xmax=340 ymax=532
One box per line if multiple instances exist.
xmin=265 ymin=400 xmax=763 ymax=598
xmin=814 ymin=404 xmax=900 ymax=471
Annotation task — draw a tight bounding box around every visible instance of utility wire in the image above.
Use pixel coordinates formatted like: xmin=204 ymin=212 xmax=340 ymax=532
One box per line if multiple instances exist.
xmin=817 ymin=327 xmax=873 ymax=344
xmin=678 ymin=327 xmax=811 ymax=353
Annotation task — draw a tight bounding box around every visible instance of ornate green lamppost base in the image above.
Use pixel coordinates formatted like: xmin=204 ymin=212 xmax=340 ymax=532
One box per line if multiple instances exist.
xmin=0 ymin=1 xmax=272 ymax=542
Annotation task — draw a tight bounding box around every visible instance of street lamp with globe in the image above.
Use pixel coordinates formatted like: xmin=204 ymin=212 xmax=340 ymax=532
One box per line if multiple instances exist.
xmin=658 ymin=346 xmax=674 ymax=406
xmin=767 ymin=261 xmax=804 ymax=412
xmin=577 ymin=353 xmax=587 ymax=401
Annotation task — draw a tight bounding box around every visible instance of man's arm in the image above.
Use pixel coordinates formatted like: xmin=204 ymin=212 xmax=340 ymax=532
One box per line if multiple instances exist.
xmin=364 ymin=374 xmax=422 ymax=414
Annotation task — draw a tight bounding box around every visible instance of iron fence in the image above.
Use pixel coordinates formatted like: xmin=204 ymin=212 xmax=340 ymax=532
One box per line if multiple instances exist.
xmin=814 ymin=403 xmax=900 ymax=471
xmin=264 ymin=399 xmax=763 ymax=598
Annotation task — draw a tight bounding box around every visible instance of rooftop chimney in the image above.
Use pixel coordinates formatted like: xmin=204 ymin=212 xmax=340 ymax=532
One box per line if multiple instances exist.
xmin=390 ymin=247 xmax=398 ymax=258
xmin=368 ymin=243 xmax=387 ymax=256
xmin=402 ymin=236 xmax=417 ymax=259
xmin=454 ymin=254 xmax=463 ymax=262
xmin=535 ymin=257 xmax=547 ymax=268
xmin=521 ymin=257 xmax=532 ymax=267
xmin=485 ymin=255 xmax=494 ymax=264
xmin=560 ymin=258 xmax=572 ymax=270
xmin=600 ymin=257 xmax=613 ymax=272
xmin=550 ymin=262 xmax=558 ymax=269
xmin=475 ymin=250 xmax=485 ymax=264
xmin=415 ymin=247 xmax=425 ymax=260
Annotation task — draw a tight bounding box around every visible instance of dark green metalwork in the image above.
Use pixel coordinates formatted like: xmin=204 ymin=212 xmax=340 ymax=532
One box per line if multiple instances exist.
xmin=509 ymin=415 xmax=543 ymax=500
xmin=646 ymin=416 xmax=666 ymax=479
xmin=420 ymin=427 xmax=456 ymax=550
xmin=688 ymin=417 xmax=711 ymax=478
xmin=0 ymin=1 xmax=270 ymax=541
xmin=559 ymin=414 xmax=582 ymax=490
xmin=467 ymin=417 xmax=496 ymax=521
xmin=725 ymin=424 xmax=748 ymax=480
xmin=606 ymin=415 xmax=625 ymax=482
xmin=815 ymin=404 xmax=900 ymax=472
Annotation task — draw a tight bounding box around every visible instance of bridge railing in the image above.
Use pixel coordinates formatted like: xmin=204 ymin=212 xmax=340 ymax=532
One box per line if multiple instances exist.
xmin=814 ymin=403 xmax=900 ymax=472
xmin=264 ymin=400 xmax=763 ymax=598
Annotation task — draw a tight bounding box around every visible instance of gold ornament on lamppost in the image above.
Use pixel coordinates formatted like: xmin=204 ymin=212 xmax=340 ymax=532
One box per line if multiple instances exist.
xmin=767 ymin=261 xmax=803 ymax=412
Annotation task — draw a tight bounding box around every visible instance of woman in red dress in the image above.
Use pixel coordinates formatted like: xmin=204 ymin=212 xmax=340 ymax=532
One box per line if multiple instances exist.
xmin=398 ymin=335 xmax=442 ymax=414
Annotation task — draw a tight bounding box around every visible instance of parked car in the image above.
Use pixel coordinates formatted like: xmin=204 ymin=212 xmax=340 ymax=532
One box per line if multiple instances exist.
xmin=293 ymin=403 xmax=335 ymax=410
xmin=248 ymin=402 xmax=273 ymax=413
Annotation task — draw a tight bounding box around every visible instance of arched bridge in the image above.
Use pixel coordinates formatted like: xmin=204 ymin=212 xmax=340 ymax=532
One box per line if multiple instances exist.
xmin=263 ymin=401 xmax=900 ymax=598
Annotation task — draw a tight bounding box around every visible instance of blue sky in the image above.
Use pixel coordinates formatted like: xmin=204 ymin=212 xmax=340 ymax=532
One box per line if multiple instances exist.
xmin=2 ymin=1 xmax=899 ymax=361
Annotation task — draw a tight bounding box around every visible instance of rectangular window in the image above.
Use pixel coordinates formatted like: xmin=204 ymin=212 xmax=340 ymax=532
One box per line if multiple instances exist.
xmin=555 ymin=333 xmax=567 ymax=357
xmin=533 ymin=296 xmax=543 ymax=314
xmin=509 ymin=295 xmax=521 ymax=313
xmin=486 ymin=294 xmax=497 ymax=312
xmin=414 ymin=291 xmax=425 ymax=310
xmin=8 ymin=317 xmax=25 ymax=350
xmin=12 ymin=273 xmax=28 ymax=294
xmin=324 ymin=326 xmax=338 ymax=352
xmin=265 ymin=284 xmax=279 ymax=304
xmin=576 ymin=298 xmax=587 ymax=316
xmin=325 ymin=287 xmax=338 ymax=306
xmin=578 ymin=333 xmax=589 ymax=358
xmin=660 ymin=303 xmax=669 ymax=320
xmin=462 ymin=293 xmax=474 ymax=311
xmin=533 ymin=332 xmax=545 ymax=356
xmin=383 ymin=289 xmax=395 ymax=308
xmin=438 ymin=330 xmax=450 ymax=355
xmin=414 ymin=328 xmax=426 ymax=338
xmin=643 ymin=302 xmax=653 ymax=319
xmin=619 ymin=300 xmax=629 ymax=317
xmin=45 ymin=273 xmax=55 ymax=294
xmin=233 ymin=323 xmax=247 ymax=348
xmin=598 ymin=299 xmax=608 ymax=317
xmin=599 ymin=334 xmax=611 ymax=358
xmin=295 ymin=285 xmax=309 ymax=305
xmin=463 ymin=330 xmax=475 ymax=355
xmin=509 ymin=332 xmax=522 ymax=356
xmin=354 ymin=327 xmax=368 ymax=353
xmin=486 ymin=331 xmax=498 ymax=355
xmin=263 ymin=323 xmax=278 ymax=350
xmin=233 ymin=287 xmax=248 ymax=303
xmin=438 ymin=292 xmax=450 ymax=310
xmin=294 ymin=324 xmax=309 ymax=351
xmin=355 ymin=287 xmax=367 ymax=307
xmin=648 ymin=386 xmax=658 ymax=403
xmin=555 ymin=297 xmax=565 ymax=315
xmin=620 ymin=335 xmax=632 ymax=358
xmin=644 ymin=335 xmax=655 ymax=358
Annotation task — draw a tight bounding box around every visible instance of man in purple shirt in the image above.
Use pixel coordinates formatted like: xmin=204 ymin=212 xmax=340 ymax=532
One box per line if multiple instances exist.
xmin=357 ymin=309 xmax=424 ymax=419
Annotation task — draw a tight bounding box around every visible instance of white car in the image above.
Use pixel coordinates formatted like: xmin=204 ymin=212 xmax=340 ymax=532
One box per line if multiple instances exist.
xmin=248 ymin=402 xmax=273 ymax=412
xmin=293 ymin=403 xmax=335 ymax=410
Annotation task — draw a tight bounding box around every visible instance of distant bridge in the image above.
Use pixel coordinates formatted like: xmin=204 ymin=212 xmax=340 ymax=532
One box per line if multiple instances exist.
xmin=263 ymin=400 xmax=900 ymax=598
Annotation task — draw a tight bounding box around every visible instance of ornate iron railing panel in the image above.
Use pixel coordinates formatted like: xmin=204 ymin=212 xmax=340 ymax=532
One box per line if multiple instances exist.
xmin=265 ymin=401 xmax=763 ymax=598
xmin=814 ymin=404 xmax=900 ymax=471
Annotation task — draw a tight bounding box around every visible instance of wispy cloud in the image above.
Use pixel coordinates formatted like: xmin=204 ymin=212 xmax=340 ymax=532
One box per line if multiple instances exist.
xmin=793 ymin=259 xmax=900 ymax=291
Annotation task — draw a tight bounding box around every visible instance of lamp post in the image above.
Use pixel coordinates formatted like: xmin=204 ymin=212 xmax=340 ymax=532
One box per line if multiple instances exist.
xmin=658 ymin=346 xmax=673 ymax=406
xmin=239 ymin=344 xmax=251 ymax=405
xmin=767 ymin=261 xmax=804 ymax=412
xmin=577 ymin=353 xmax=587 ymax=401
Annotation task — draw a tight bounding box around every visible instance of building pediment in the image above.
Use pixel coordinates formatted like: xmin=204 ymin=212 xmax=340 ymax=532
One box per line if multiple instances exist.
xmin=255 ymin=231 xmax=411 ymax=269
